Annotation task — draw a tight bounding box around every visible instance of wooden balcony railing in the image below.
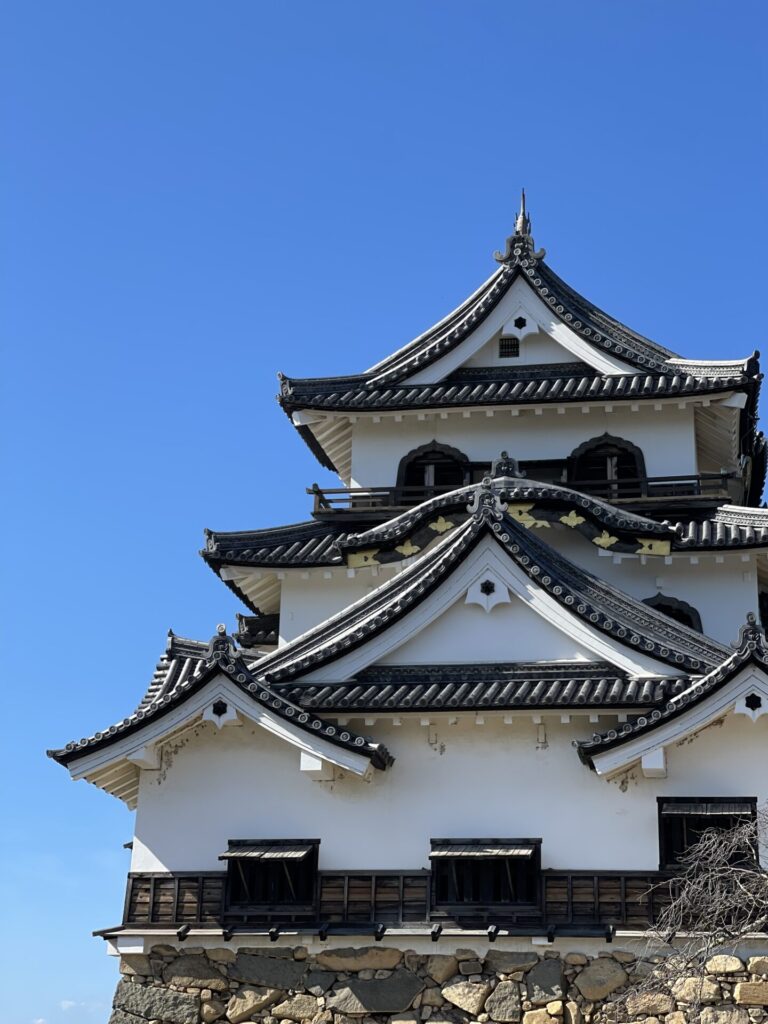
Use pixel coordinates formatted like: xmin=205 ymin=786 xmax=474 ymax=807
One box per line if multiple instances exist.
xmin=566 ymin=472 xmax=735 ymax=503
xmin=308 ymin=484 xmax=460 ymax=516
xmin=308 ymin=473 xmax=736 ymax=517
xmin=123 ymin=869 xmax=674 ymax=932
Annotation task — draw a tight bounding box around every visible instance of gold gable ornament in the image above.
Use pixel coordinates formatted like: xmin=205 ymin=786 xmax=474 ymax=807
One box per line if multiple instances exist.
xmin=507 ymin=503 xmax=550 ymax=529
xmin=395 ymin=538 xmax=421 ymax=558
xmin=592 ymin=531 xmax=618 ymax=549
xmin=636 ymin=538 xmax=671 ymax=556
xmin=347 ymin=549 xmax=380 ymax=568
xmin=560 ymin=510 xmax=586 ymax=528
xmin=428 ymin=516 xmax=454 ymax=534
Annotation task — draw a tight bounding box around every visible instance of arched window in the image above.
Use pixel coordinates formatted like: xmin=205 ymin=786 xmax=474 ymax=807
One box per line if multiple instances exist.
xmin=643 ymin=594 xmax=702 ymax=633
xmin=396 ymin=442 xmax=471 ymax=503
xmin=568 ymin=433 xmax=646 ymax=498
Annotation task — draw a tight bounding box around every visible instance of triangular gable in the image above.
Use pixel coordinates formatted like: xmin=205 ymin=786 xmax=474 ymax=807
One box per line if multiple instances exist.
xmin=580 ymin=615 xmax=768 ymax=777
xmin=403 ymin=277 xmax=638 ymax=384
xmin=378 ymin=569 xmax=604 ymax=667
xmin=256 ymin=485 xmax=727 ymax=689
xmin=297 ymin=534 xmax=679 ymax=682
xmin=48 ymin=630 xmax=393 ymax=805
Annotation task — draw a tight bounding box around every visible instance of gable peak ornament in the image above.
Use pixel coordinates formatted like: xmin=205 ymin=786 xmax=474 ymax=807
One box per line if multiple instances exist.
xmin=467 ymin=477 xmax=508 ymax=522
xmin=494 ymin=188 xmax=546 ymax=263
xmin=491 ymin=450 xmax=524 ymax=479
xmin=515 ymin=187 xmax=532 ymax=236
xmin=465 ymin=572 xmax=511 ymax=613
xmin=733 ymin=612 xmax=768 ymax=655
xmin=206 ymin=623 xmax=236 ymax=664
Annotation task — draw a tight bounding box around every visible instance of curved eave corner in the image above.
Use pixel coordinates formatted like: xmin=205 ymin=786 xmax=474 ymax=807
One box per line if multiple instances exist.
xmin=576 ymin=613 xmax=768 ymax=775
xmin=47 ymin=629 xmax=394 ymax=805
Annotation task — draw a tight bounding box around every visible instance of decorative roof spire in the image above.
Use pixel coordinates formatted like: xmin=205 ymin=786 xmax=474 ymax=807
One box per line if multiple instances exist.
xmin=494 ymin=188 xmax=544 ymax=263
xmin=514 ymin=188 xmax=531 ymax=237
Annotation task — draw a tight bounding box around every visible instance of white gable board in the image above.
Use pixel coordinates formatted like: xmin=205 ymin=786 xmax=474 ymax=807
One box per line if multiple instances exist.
xmin=378 ymin=588 xmax=594 ymax=665
xmin=295 ymin=535 xmax=681 ymax=683
xmin=404 ymin=277 xmax=637 ymax=384
xmin=463 ymin=327 xmax=575 ymax=369
xmin=590 ymin=662 xmax=768 ymax=777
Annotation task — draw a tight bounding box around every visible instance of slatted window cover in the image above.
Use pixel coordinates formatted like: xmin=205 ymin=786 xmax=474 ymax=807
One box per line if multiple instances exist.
xmin=220 ymin=844 xmax=312 ymax=860
xmin=660 ymin=802 xmax=754 ymax=816
xmin=430 ymin=843 xmax=535 ymax=858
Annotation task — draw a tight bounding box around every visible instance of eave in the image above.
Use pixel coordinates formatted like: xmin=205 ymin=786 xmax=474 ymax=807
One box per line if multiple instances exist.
xmin=280 ymin=380 xmax=756 ymax=485
xmin=276 ymin=221 xmax=761 ymax=472
xmin=251 ymin=481 xmax=729 ymax=687
xmin=47 ymin=630 xmax=394 ymax=803
xmin=274 ymin=663 xmax=689 ymax=714
xmin=200 ymin=488 xmax=768 ymax=593
xmin=578 ymin=614 xmax=768 ymax=775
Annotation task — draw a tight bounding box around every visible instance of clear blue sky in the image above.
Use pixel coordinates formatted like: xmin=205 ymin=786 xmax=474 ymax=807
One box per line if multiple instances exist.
xmin=2 ymin=2 xmax=766 ymax=1021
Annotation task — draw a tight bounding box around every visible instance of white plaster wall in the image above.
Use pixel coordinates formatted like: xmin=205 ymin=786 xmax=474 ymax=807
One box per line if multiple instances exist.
xmin=545 ymin=530 xmax=760 ymax=646
xmin=131 ymin=711 xmax=767 ymax=874
xmin=273 ymin=535 xmax=759 ymax=653
xmin=464 ymin=330 xmax=572 ymax=368
xmin=379 ymin=592 xmax=595 ymax=665
xmin=349 ymin=405 xmax=698 ymax=489
xmin=279 ymin=574 xmax=383 ymax=643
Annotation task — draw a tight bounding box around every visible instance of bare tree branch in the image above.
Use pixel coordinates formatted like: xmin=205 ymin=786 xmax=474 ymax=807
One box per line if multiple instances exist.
xmin=603 ymin=806 xmax=768 ymax=1021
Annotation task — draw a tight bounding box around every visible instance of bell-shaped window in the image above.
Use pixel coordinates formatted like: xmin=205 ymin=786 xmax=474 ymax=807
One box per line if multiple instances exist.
xmin=568 ymin=434 xmax=646 ymax=499
xmin=643 ymin=594 xmax=702 ymax=632
xmin=397 ymin=442 xmax=471 ymax=504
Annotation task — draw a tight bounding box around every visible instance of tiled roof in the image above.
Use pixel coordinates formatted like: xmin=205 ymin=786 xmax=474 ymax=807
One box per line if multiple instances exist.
xmin=671 ymin=503 xmax=768 ymax=547
xmin=235 ymin=612 xmax=279 ymax=647
xmin=359 ymin=229 xmax=753 ymax=384
xmin=577 ymin=615 xmax=768 ymax=766
xmin=279 ymin=367 xmax=748 ymax=416
xmin=275 ymin=663 xmax=690 ymax=713
xmin=202 ymin=487 xmax=768 ymax=578
xmin=48 ymin=630 xmax=393 ymax=771
xmin=341 ymin=477 xmax=676 ymax=548
xmin=203 ymin=520 xmax=349 ymax=568
xmin=278 ymin=226 xmax=759 ymax=401
xmin=137 ymin=633 xmax=209 ymax=712
xmin=254 ymin=482 xmax=729 ymax=684
xmin=276 ymin=225 xmax=761 ymax=474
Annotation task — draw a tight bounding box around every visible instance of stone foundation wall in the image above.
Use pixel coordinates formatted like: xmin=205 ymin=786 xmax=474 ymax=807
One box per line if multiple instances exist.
xmin=112 ymin=943 xmax=768 ymax=1024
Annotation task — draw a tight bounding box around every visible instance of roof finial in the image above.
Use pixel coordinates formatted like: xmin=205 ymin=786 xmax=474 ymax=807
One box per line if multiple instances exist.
xmin=515 ymin=188 xmax=531 ymax=237
xmin=493 ymin=189 xmax=544 ymax=263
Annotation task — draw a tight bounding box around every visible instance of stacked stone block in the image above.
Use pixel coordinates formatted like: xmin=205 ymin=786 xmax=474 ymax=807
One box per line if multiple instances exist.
xmin=112 ymin=944 xmax=768 ymax=1024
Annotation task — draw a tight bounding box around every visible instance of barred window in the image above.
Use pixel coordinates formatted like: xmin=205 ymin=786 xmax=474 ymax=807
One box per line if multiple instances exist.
xmin=499 ymin=336 xmax=520 ymax=358
xmin=430 ymin=839 xmax=540 ymax=906
xmin=658 ymin=799 xmax=756 ymax=868
xmin=221 ymin=840 xmax=319 ymax=907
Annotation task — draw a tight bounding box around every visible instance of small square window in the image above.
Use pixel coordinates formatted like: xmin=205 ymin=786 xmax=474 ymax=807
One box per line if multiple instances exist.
xmin=499 ymin=337 xmax=520 ymax=359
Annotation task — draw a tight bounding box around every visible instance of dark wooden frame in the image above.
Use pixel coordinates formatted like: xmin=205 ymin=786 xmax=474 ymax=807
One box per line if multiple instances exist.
xmin=567 ymin=433 xmax=647 ymax=492
xmin=656 ymin=796 xmax=758 ymax=870
xmin=223 ymin=839 xmax=321 ymax=918
xmin=308 ymin=471 xmax=734 ymax=518
xmin=429 ymin=838 xmax=543 ymax=921
xmin=121 ymin=865 xmax=676 ymax=932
